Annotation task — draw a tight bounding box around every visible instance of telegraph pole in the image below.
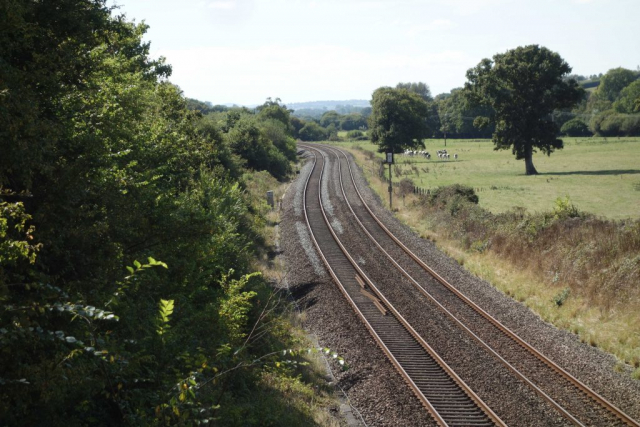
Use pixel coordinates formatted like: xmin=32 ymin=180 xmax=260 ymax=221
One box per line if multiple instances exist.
xmin=386 ymin=151 xmax=394 ymax=210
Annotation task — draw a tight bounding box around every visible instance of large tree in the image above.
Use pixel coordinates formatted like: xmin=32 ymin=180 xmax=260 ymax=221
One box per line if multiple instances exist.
xmin=396 ymin=81 xmax=433 ymax=102
xmin=614 ymin=80 xmax=640 ymax=114
xmin=368 ymin=87 xmax=430 ymax=153
xmin=464 ymin=45 xmax=584 ymax=175
xmin=598 ymin=67 xmax=638 ymax=102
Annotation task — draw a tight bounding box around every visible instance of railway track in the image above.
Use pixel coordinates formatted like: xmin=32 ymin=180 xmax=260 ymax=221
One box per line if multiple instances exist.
xmin=301 ymin=146 xmax=504 ymax=426
xmin=299 ymin=142 xmax=640 ymax=427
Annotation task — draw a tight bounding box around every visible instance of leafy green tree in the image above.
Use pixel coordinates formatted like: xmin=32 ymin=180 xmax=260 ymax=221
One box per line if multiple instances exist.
xmin=256 ymin=97 xmax=294 ymax=134
xmin=0 ymin=2 xmax=303 ymax=424
xmin=298 ymin=121 xmax=328 ymax=141
xmin=597 ymin=67 xmax=638 ymax=102
xmin=259 ymin=119 xmax=298 ymax=161
xmin=396 ymin=82 xmax=433 ymax=102
xmin=590 ymin=109 xmax=640 ymax=136
xmin=560 ymin=118 xmax=592 ymax=136
xmin=319 ymin=110 xmax=340 ymax=128
xmin=368 ymin=87 xmax=431 ymax=153
xmin=437 ymin=89 xmax=493 ymax=139
xmin=185 ymin=97 xmax=218 ymax=114
xmin=613 ymin=80 xmax=640 ymax=113
xmin=290 ymin=116 xmax=306 ymax=138
xmin=464 ymin=45 xmax=584 ymax=175
xmin=339 ymin=112 xmax=367 ymax=130
xmin=225 ymin=116 xmax=292 ymax=180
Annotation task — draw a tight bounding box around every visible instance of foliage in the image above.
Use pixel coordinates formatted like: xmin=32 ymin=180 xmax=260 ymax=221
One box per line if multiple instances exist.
xmin=225 ymin=115 xmax=292 ymax=180
xmin=185 ymin=98 xmax=227 ymax=115
xmin=396 ymin=82 xmax=433 ymax=102
xmin=613 ymin=80 xmax=640 ymax=114
xmin=346 ymin=130 xmax=367 ymax=141
xmin=413 ymin=183 xmax=639 ymax=319
xmin=437 ymin=88 xmax=495 ymax=139
xmin=339 ymin=112 xmax=367 ymax=131
xmin=560 ymin=118 xmax=592 ymax=136
xmin=589 ymin=110 xmax=640 ymax=137
xmin=426 ymin=185 xmax=479 ymax=216
xmin=0 ymin=2 xmax=311 ymax=425
xmin=552 ymin=196 xmax=581 ymax=220
xmin=319 ymin=111 xmax=341 ymax=128
xmin=368 ymin=87 xmax=431 ymax=153
xmin=464 ymin=45 xmax=584 ymax=175
xmin=256 ymin=97 xmax=294 ymax=134
xmin=298 ymin=121 xmax=328 ymax=141
xmin=553 ymin=287 xmax=570 ymax=306
xmin=0 ymin=202 xmax=40 ymax=266
xmin=597 ymin=67 xmax=638 ymax=102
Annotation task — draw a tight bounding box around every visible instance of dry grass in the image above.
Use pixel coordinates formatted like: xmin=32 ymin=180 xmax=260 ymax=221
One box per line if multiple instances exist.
xmin=345 ymin=144 xmax=640 ymax=377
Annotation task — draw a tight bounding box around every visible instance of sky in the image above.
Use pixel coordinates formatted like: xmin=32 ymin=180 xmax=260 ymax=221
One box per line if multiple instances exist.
xmin=109 ymin=0 xmax=640 ymax=106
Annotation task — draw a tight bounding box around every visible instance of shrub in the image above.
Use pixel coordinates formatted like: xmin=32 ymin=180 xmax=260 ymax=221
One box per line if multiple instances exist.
xmin=346 ymin=130 xmax=363 ymax=138
xmin=427 ymin=184 xmax=479 ymax=207
xmin=298 ymin=122 xmax=328 ymax=141
xmin=590 ymin=109 xmax=640 ymax=136
xmin=561 ymin=118 xmax=592 ymax=136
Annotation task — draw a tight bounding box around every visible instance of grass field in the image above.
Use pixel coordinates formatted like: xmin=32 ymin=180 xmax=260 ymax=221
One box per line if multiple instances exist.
xmin=332 ymin=136 xmax=640 ymax=220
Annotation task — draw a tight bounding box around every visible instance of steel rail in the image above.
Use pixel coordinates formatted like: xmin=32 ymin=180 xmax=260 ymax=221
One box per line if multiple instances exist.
xmin=317 ymin=144 xmax=586 ymax=425
xmin=323 ymin=143 xmax=640 ymax=427
xmin=300 ymin=146 xmax=504 ymax=427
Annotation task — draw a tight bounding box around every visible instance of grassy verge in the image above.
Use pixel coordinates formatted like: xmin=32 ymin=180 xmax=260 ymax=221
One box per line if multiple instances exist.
xmin=340 ymin=143 xmax=640 ymax=380
xmin=242 ymin=169 xmax=345 ymax=426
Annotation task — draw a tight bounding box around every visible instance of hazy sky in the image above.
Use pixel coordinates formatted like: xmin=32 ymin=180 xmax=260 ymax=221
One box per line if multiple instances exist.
xmin=110 ymin=0 xmax=639 ymax=106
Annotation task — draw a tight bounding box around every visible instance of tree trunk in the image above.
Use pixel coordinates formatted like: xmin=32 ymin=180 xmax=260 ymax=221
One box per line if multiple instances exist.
xmin=524 ymin=145 xmax=538 ymax=175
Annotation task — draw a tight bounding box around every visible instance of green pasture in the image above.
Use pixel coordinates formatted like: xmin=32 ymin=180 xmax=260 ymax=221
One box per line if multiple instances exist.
xmin=332 ymin=137 xmax=640 ymax=220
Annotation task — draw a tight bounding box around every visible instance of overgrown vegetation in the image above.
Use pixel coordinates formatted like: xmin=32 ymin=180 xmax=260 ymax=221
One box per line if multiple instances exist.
xmin=0 ymin=2 xmax=341 ymax=425
xmin=419 ymin=186 xmax=640 ymax=369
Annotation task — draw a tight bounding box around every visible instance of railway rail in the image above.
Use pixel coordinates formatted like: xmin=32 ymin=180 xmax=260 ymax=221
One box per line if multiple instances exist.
xmin=299 ymin=142 xmax=640 ymax=427
xmin=301 ymin=146 xmax=504 ymax=426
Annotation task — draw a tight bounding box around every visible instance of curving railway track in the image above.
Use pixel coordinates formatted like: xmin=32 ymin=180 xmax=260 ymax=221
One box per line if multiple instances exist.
xmin=298 ymin=143 xmax=640 ymax=427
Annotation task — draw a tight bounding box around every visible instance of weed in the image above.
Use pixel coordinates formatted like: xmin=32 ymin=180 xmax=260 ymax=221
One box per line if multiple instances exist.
xmin=553 ymin=288 xmax=571 ymax=307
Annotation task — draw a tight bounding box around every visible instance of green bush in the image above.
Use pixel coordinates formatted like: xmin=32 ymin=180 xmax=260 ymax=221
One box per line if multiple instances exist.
xmin=590 ymin=109 xmax=640 ymax=136
xmin=298 ymin=122 xmax=328 ymax=141
xmin=560 ymin=118 xmax=592 ymax=136
xmin=0 ymin=3 xmax=304 ymax=425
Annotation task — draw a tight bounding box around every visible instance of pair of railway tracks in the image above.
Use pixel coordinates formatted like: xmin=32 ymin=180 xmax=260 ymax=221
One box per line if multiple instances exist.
xmin=298 ymin=143 xmax=639 ymax=427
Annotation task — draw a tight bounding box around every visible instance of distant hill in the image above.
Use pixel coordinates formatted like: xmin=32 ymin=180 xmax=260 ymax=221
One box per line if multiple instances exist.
xmin=288 ymin=99 xmax=371 ymax=119
xmin=288 ymin=99 xmax=370 ymax=110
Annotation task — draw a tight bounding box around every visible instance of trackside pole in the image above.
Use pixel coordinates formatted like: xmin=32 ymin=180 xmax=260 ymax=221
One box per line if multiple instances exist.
xmin=386 ymin=152 xmax=393 ymax=210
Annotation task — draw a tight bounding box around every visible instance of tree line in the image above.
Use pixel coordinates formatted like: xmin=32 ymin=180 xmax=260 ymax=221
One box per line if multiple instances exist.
xmin=288 ymin=69 xmax=639 ymax=143
xmin=1 ymin=1 xmax=316 ymax=425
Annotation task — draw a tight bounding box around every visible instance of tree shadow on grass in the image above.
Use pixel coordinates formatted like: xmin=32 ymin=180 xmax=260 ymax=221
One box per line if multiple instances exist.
xmin=542 ymin=169 xmax=640 ymax=176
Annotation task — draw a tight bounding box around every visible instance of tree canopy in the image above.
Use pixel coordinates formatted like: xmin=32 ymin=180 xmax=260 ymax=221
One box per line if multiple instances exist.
xmin=464 ymin=45 xmax=584 ymax=175
xmin=614 ymin=80 xmax=640 ymax=114
xmin=368 ymin=87 xmax=431 ymax=153
xmin=0 ymin=2 xmax=309 ymax=424
xmin=597 ymin=67 xmax=638 ymax=102
xmin=396 ymin=82 xmax=433 ymax=102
